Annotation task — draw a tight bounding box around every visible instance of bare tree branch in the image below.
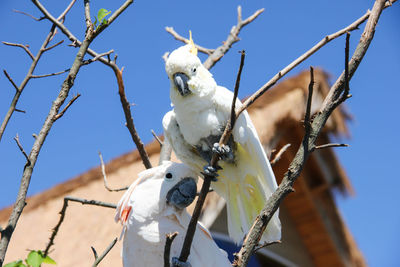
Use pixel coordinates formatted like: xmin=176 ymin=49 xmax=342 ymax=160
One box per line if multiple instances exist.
xmin=254 ymin=240 xmax=281 ymax=252
xmin=165 ymin=27 xmax=215 ymax=55
xmin=54 ymin=94 xmax=81 ymax=121
xmin=98 ymin=151 xmax=129 ymax=192
xmin=178 ymin=50 xmax=246 ymax=263
xmin=0 ymin=0 xmax=132 ymax=263
xmin=63 ymin=196 xmax=117 ymax=209
xmin=43 ymin=40 xmax=64 ymax=52
xmin=2 ymin=70 xmax=19 ymax=92
xmin=236 ymin=2 xmax=395 ymax=116
xmin=30 ymin=68 xmax=70 ymax=79
xmin=14 ymin=109 xmax=26 ymax=113
xmin=91 ymin=238 xmax=118 ymax=267
xmin=270 ymin=144 xmax=291 ymax=166
xmin=203 ymin=6 xmax=264 ymax=70
xmin=32 ymin=0 xmax=152 ymax=170
xmin=151 ymin=129 xmax=163 ymax=147
xmin=315 ymin=143 xmax=349 ymax=150
xmin=233 ymin=1 xmax=389 ymax=265
xmin=13 ymin=134 xmax=30 ymax=165
xmin=13 ymin=9 xmax=43 ymax=21
xmin=164 ymin=232 xmax=178 ymax=267
xmin=2 ymin=41 xmax=35 ymax=60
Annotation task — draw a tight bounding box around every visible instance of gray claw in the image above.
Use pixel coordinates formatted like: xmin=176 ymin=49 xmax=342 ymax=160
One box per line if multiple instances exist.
xmin=201 ymin=165 xmax=219 ymax=182
xmin=172 ymin=257 xmax=192 ymax=267
xmin=212 ymin=143 xmax=234 ymax=161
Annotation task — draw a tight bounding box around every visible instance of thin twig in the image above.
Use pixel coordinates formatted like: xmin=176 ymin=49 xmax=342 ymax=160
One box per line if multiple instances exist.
xmin=3 ymin=70 xmax=19 ymax=92
xmin=12 ymin=9 xmax=43 ymax=21
xmin=43 ymin=196 xmax=116 ymax=257
xmin=54 ymin=94 xmax=81 ymax=121
xmin=203 ymin=6 xmax=263 ymax=70
xmin=57 ymin=0 xmax=77 ymax=21
xmin=43 ymin=40 xmax=64 ymax=52
xmin=254 ymin=240 xmax=281 ymax=252
xmin=233 ymin=1 xmax=389 ymax=265
xmin=178 ymin=51 xmax=246 ymax=263
xmin=82 ymin=49 xmax=114 ymax=65
xmin=304 ymin=67 xmax=315 ymax=133
xmin=2 ymin=41 xmax=35 ymax=60
xmin=91 ymin=238 xmax=118 ymax=267
xmin=13 ymin=134 xmax=30 ymax=165
xmin=164 ymin=232 xmax=178 ymax=267
xmin=98 ymin=151 xmax=129 ymax=192
xmin=270 ymin=144 xmax=291 ymax=166
xmin=30 ymin=68 xmax=70 ymax=79
xmin=114 ymin=67 xmax=153 ymax=169
xmin=314 ymin=143 xmax=349 ymax=150
xmin=165 ymin=27 xmax=215 ymax=55
xmin=151 ymin=129 xmax=163 ymax=146
xmin=14 ymin=109 xmax=26 ymax=113
xmin=90 ymin=247 xmax=98 ymax=260
xmin=64 ymin=196 xmax=117 ymax=209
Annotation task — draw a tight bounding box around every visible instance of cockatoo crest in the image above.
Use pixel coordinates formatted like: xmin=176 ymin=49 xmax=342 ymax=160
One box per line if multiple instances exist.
xmin=189 ymin=30 xmax=198 ymax=56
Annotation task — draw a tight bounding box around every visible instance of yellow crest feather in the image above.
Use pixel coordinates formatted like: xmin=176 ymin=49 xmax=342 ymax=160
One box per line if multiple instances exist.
xmin=188 ymin=30 xmax=198 ymax=56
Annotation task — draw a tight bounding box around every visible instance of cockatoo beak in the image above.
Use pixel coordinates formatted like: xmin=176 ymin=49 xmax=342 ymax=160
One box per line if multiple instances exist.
xmin=166 ymin=177 xmax=197 ymax=209
xmin=173 ymin=72 xmax=191 ymax=96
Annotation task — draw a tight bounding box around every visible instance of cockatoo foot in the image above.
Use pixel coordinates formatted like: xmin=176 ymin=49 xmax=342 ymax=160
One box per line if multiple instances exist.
xmin=201 ymin=165 xmax=220 ymax=181
xmin=172 ymin=257 xmax=192 ymax=267
xmin=212 ymin=143 xmax=234 ymax=161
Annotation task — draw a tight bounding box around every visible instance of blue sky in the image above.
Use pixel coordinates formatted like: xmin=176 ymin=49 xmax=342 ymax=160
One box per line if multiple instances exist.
xmin=0 ymin=1 xmax=398 ymax=266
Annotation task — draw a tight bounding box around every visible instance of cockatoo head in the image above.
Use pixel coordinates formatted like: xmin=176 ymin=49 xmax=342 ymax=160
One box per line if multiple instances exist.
xmin=115 ymin=161 xmax=198 ymax=227
xmin=165 ymin=33 xmax=217 ymax=104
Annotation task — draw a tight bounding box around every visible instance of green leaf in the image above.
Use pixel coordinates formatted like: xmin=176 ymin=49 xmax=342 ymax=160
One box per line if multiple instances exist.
xmin=42 ymin=255 xmax=56 ymax=265
xmin=26 ymin=251 xmax=43 ymax=267
xmin=4 ymin=260 xmax=26 ymax=267
xmin=97 ymin=8 xmax=111 ymax=25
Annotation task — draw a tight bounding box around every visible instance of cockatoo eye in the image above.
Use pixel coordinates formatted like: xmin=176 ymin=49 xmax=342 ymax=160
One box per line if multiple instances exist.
xmin=192 ymin=67 xmax=197 ymax=73
xmin=165 ymin=173 xmax=173 ymax=179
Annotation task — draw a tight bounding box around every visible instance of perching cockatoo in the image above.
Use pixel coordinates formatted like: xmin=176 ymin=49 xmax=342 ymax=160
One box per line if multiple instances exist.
xmin=162 ymin=36 xmax=281 ymax=244
xmin=115 ymin=161 xmax=231 ymax=267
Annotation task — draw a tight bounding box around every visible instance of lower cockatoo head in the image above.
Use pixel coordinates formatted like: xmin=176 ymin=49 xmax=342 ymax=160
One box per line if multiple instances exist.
xmin=165 ymin=32 xmax=217 ymax=104
xmin=115 ymin=161 xmax=198 ymax=235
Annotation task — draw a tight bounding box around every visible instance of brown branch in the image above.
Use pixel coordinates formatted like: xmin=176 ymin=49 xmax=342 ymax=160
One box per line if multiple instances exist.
xmin=164 ymin=232 xmax=178 ymax=267
xmin=254 ymin=240 xmax=281 ymax=252
xmin=0 ymin=0 xmax=132 ymax=263
xmin=14 ymin=109 xmax=26 ymax=113
xmin=178 ymin=51 xmax=246 ymax=263
xmin=236 ymin=3 xmax=394 ymax=117
xmin=270 ymin=144 xmax=291 ymax=166
xmin=203 ymin=6 xmax=263 ymax=70
xmin=233 ymin=1 xmax=389 ymax=266
xmin=165 ymin=27 xmax=215 ymax=55
xmin=43 ymin=40 xmax=64 ymax=52
xmin=151 ymin=129 xmax=163 ymax=146
xmin=54 ymin=93 xmax=81 ymax=121
xmin=2 ymin=41 xmax=35 ymax=60
xmin=91 ymin=238 xmax=118 ymax=267
xmin=0 ymin=1 xmax=77 ymax=144
xmin=12 ymin=9 xmax=43 ymax=21
xmin=33 ymin=0 xmax=152 ymax=170
xmin=13 ymin=134 xmax=30 ymax=165
xmin=98 ymin=151 xmax=128 ymax=192
xmin=82 ymin=49 xmax=114 ymax=65
xmin=3 ymin=70 xmax=19 ymax=92
xmin=304 ymin=66 xmax=315 ymax=133
xmin=30 ymin=68 xmax=70 ymax=79
xmin=114 ymin=67 xmax=153 ymax=169
xmin=315 ymin=143 xmax=349 ymax=150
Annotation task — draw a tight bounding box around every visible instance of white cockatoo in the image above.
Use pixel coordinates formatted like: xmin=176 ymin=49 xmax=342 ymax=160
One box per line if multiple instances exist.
xmin=162 ymin=35 xmax=281 ymax=244
xmin=115 ymin=161 xmax=231 ymax=267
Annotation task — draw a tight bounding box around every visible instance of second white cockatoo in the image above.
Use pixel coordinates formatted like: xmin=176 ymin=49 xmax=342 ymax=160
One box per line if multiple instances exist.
xmin=115 ymin=161 xmax=231 ymax=267
xmin=162 ymin=35 xmax=281 ymax=244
